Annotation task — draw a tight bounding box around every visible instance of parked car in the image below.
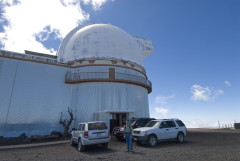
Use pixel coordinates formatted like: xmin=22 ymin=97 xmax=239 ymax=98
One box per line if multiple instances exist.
xmin=70 ymin=121 xmax=110 ymax=152
xmin=132 ymin=119 xmax=187 ymax=146
xmin=112 ymin=118 xmax=155 ymax=140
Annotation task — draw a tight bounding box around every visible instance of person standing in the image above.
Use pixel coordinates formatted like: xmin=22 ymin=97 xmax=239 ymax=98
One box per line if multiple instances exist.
xmin=124 ymin=120 xmax=133 ymax=152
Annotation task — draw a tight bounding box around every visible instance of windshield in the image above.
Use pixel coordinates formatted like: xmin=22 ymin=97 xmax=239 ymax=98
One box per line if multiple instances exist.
xmin=145 ymin=121 xmax=159 ymax=127
xmin=128 ymin=120 xmax=135 ymax=125
xmin=88 ymin=122 xmax=108 ymax=130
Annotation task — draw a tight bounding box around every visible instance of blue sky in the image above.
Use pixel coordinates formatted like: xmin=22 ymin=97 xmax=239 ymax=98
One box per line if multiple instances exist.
xmin=0 ymin=0 xmax=239 ymax=127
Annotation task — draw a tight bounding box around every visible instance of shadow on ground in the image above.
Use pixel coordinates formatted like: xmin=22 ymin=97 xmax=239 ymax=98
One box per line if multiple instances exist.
xmin=73 ymin=144 xmax=117 ymax=155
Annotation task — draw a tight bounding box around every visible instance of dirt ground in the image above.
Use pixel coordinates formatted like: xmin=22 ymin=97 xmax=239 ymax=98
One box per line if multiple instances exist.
xmin=1 ymin=128 xmax=240 ymax=161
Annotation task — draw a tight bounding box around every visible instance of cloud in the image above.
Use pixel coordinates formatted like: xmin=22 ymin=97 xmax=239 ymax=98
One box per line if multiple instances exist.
xmin=0 ymin=0 xmax=110 ymax=54
xmin=184 ymin=119 xmax=218 ymax=128
xmin=155 ymin=94 xmax=175 ymax=104
xmin=224 ymin=81 xmax=231 ymax=87
xmin=155 ymin=107 xmax=169 ymax=118
xmin=82 ymin=0 xmax=111 ymax=10
xmin=190 ymin=84 xmax=224 ymax=102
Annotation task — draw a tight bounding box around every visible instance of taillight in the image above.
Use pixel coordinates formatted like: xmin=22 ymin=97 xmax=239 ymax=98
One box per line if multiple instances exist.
xmin=84 ymin=131 xmax=88 ymax=137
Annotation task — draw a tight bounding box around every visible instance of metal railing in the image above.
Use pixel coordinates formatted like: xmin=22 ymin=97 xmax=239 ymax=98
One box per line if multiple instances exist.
xmin=65 ymin=72 xmax=152 ymax=93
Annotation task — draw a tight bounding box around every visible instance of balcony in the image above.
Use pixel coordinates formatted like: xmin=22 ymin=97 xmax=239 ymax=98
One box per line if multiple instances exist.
xmin=65 ymin=72 xmax=152 ymax=93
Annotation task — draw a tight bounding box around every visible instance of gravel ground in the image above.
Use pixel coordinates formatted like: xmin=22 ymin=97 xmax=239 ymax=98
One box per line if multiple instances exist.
xmin=1 ymin=129 xmax=240 ymax=161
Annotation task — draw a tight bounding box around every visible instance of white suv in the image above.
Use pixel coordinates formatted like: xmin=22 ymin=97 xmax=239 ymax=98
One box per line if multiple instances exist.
xmin=132 ymin=119 xmax=187 ymax=146
xmin=70 ymin=121 xmax=110 ymax=151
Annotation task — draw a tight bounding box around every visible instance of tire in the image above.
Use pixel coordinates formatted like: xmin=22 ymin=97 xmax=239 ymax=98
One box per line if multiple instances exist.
xmin=176 ymin=132 xmax=185 ymax=143
xmin=70 ymin=138 xmax=75 ymax=146
xmin=101 ymin=143 xmax=108 ymax=149
xmin=147 ymin=135 xmax=157 ymax=147
xmin=78 ymin=139 xmax=86 ymax=152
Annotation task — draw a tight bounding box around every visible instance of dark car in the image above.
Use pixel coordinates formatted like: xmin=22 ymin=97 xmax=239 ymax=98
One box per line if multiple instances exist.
xmin=112 ymin=118 xmax=155 ymax=140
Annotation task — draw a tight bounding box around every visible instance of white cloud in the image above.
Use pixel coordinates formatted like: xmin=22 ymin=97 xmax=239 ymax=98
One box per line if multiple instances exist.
xmin=155 ymin=107 xmax=169 ymax=118
xmin=155 ymin=94 xmax=175 ymax=104
xmin=224 ymin=81 xmax=231 ymax=87
xmin=190 ymin=84 xmax=224 ymax=102
xmin=184 ymin=119 xmax=219 ymax=128
xmin=0 ymin=0 xmax=110 ymax=54
xmin=82 ymin=0 xmax=110 ymax=10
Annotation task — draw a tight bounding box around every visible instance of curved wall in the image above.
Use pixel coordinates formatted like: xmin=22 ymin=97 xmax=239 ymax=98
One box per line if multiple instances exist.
xmin=71 ymin=82 xmax=149 ymax=126
xmin=0 ymin=56 xmax=150 ymax=137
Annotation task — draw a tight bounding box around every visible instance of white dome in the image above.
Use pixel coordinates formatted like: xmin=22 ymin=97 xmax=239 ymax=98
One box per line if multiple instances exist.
xmin=57 ymin=24 xmax=144 ymax=65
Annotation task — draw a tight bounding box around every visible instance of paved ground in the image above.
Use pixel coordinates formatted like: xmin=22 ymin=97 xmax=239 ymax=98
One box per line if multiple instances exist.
xmin=1 ymin=129 xmax=240 ymax=161
xmin=0 ymin=140 xmax=69 ymax=150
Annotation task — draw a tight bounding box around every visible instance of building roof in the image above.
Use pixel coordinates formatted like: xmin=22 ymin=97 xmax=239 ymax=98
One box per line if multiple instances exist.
xmin=57 ymin=24 xmax=153 ymax=66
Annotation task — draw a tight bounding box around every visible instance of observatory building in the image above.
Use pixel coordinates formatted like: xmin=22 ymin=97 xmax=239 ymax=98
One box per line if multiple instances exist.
xmin=0 ymin=24 xmax=153 ymax=137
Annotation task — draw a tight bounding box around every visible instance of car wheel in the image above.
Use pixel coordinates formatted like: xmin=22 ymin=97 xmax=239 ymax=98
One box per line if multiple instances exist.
xmin=176 ymin=132 xmax=185 ymax=143
xmin=147 ymin=135 xmax=157 ymax=147
xmin=101 ymin=143 xmax=108 ymax=149
xmin=70 ymin=138 xmax=75 ymax=146
xmin=78 ymin=139 xmax=85 ymax=152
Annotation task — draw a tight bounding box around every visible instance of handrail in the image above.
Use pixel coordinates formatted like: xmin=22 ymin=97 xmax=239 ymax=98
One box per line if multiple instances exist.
xmin=65 ymin=72 xmax=152 ymax=93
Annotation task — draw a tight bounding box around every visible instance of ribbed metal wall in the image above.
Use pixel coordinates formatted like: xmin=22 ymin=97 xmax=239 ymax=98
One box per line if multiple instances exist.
xmin=0 ymin=57 xmax=149 ymax=137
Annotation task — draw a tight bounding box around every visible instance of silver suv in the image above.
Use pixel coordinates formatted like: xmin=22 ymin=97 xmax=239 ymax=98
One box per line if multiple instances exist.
xmin=70 ymin=121 xmax=110 ymax=151
xmin=132 ymin=119 xmax=187 ymax=146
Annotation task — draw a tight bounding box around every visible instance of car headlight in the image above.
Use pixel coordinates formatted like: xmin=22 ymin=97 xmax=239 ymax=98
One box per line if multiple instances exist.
xmin=141 ymin=131 xmax=148 ymax=136
xmin=120 ymin=128 xmax=124 ymax=131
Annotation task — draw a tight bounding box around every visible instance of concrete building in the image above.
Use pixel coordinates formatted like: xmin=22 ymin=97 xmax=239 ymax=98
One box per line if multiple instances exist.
xmin=0 ymin=24 xmax=153 ymax=137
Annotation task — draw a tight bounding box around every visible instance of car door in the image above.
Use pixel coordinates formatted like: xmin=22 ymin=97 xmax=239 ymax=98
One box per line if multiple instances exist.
xmin=157 ymin=121 xmax=169 ymax=140
xmin=165 ymin=121 xmax=178 ymax=138
xmin=73 ymin=124 xmax=82 ymax=141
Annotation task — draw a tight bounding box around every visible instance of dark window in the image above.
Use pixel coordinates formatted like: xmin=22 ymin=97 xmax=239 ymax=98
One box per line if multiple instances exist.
xmin=88 ymin=122 xmax=108 ymax=130
xmin=133 ymin=119 xmax=153 ymax=127
xmin=142 ymin=120 xmax=151 ymax=126
xmin=77 ymin=124 xmax=82 ymax=131
xmin=166 ymin=121 xmax=176 ymax=128
xmin=82 ymin=124 xmax=85 ymax=131
xmin=176 ymin=120 xmax=185 ymax=127
xmin=145 ymin=121 xmax=158 ymax=127
xmin=136 ymin=120 xmax=146 ymax=127
xmin=160 ymin=121 xmax=176 ymax=128
xmin=160 ymin=121 xmax=168 ymax=128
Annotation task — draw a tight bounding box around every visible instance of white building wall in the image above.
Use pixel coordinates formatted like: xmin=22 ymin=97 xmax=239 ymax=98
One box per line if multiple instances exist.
xmin=71 ymin=82 xmax=149 ymax=124
xmin=0 ymin=57 xmax=150 ymax=137
xmin=0 ymin=57 xmax=72 ymax=137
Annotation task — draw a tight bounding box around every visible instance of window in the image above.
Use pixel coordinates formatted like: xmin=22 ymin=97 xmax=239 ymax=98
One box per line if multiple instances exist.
xmin=81 ymin=124 xmax=85 ymax=131
xmin=160 ymin=121 xmax=168 ymax=128
xmin=166 ymin=121 xmax=176 ymax=128
xmin=136 ymin=120 xmax=145 ymax=127
xmin=145 ymin=121 xmax=159 ymax=127
xmin=88 ymin=122 xmax=108 ymax=130
xmin=176 ymin=120 xmax=185 ymax=127
xmin=160 ymin=121 xmax=176 ymax=128
xmin=77 ymin=124 xmax=82 ymax=131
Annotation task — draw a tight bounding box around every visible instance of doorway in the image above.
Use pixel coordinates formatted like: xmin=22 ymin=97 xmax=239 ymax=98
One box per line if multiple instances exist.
xmin=110 ymin=113 xmax=127 ymax=131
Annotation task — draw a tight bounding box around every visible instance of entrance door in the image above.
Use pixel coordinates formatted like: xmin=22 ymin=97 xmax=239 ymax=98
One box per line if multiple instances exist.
xmin=110 ymin=113 xmax=127 ymax=131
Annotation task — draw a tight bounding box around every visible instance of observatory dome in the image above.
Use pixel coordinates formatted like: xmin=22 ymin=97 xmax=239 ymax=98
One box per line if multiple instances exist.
xmin=57 ymin=24 xmax=143 ymax=65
